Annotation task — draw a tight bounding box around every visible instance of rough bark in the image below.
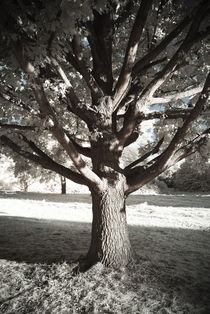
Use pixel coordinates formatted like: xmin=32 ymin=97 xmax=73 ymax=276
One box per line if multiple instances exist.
xmin=86 ymin=184 xmax=132 ymax=268
xmin=84 ymin=122 xmax=132 ymax=269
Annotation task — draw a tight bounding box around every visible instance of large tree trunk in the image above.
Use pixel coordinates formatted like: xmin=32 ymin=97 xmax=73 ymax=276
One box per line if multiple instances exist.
xmin=82 ymin=114 xmax=133 ymax=269
xmin=86 ymin=182 xmax=132 ymax=268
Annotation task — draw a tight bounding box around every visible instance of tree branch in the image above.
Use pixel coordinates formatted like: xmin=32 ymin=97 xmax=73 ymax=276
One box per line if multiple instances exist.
xmin=172 ymin=132 xmax=209 ymax=163
xmin=116 ymin=108 xmax=194 ymax=122
xmin=126 ymin=70 xmax=210 ymax=194
xmin=115 ymin=83 xmax=203 ymax=148
xmin=125 ymin=137 xmax=164 ymax=172
xmin=19 ymin=133 xmax=54 ymax=160
xmin=153 ymin=71 xmax=210 ymax=170
xmin=113 ymin=0 xmax=153 ymax=108
xmin=0 ymin=123 xmax=35 ymax=130
xmin=65 ymin=135 xmax=92 ymax=158
xmin=0 ymin=135 xmax=88 ymax=186
xmin=125 ymin=133 xmax=209 ymax=195
xmin=49 ymin=57 xmax=95 ymax=127
xmin=115 ymin=0 xmax=135 ymax=27
xmin=113 ymin=6 xmax=205 ymax=143
xmin=132 ymin=14 xmax=191 ymax=78
xmin=50 ymin=57 xmax=72 ymax=88
xmin=139 ymin=2 xmax=210 ymax=101
xmin=124 ymin=131 xmax=139 ymax=147
xmin=117 ymin=102 xmax=138 ymax=147
xmin=87 ymin=10 xmax=114 ymax=94
xmin=151 ymin=84 xmax=204 ymax=105
xmin=114 ymin=7 xmax=204 ymax=145
xmin=113 ymin=56 xmax=167 ymax=115
xmin=0 ymin=90 xmax=32 ymax=112
xmin=15 ymin=44 xmax=103 ymax=191
xmin=70 ymin=34 xmax=104 ymax=102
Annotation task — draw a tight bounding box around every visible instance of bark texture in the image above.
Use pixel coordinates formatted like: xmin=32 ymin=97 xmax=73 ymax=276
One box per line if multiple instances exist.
xmin=84 ymin=123 xmax=132 ymax=268
xmin=87 ymin=185 xmax=132 ymax=268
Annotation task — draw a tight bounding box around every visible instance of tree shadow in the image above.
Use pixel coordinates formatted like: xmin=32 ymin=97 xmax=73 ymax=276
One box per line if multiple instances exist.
xmin=0 ymin=215 xmax=210 ymax=311
xmin=129 ymin=224 xmax=210 ymax=311
xmin=0 ymin=216 xmax=91 ymax=264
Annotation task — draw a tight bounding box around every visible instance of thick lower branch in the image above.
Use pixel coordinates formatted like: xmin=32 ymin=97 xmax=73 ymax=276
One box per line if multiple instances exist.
xmin=0 ymin=135 xmax=88 ymax=186
xmin=125 ymin=133 xmax=209 ymax=195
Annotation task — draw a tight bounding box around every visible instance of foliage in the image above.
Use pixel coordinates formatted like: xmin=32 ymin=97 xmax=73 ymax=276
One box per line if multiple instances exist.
xmin=0 ymin=152 xmax=59 ymax=192
xmin=170 ymin=154 xmax=210 ymax=191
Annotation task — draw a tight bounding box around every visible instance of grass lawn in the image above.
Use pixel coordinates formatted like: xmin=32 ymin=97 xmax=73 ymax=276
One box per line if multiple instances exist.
xmin=0 ymin=192 xmax=210 ymax=313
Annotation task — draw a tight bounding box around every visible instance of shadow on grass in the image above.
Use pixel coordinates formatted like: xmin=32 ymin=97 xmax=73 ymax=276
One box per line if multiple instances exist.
xmin=0 ymin=216 xmax=91 ymax=263
xmin=0 ymin=215 xmax=210 ymax=311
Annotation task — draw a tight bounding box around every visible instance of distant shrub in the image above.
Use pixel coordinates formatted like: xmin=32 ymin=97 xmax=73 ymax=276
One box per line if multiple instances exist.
xmin=165 ymin=156 xmax=210 ymax=192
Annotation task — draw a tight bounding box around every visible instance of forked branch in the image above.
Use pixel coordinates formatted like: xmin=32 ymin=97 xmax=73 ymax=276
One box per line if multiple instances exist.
xmin=15 ymin=43 xmax=103 ymax=191
xmin=115 ymin=8 xmax=206 ymax=146
xmin=132 ymin=14 xmax=191 ymax=78
xmin=125 ymin=137 xmax=164 ymax=172
xmin=139 ymin=2 xmax=210 ymax=101
xmin=126 ymin=70 xmax=210 ymax=194
xmin=49 ymin=57 xmax=94 ymax=127
xmin=153 ymin=71 xmax=210 ymax=170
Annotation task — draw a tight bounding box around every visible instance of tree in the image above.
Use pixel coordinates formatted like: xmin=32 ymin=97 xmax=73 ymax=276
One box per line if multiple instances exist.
xmin=60 ymin=176 xmax=67 ymax=194
xmin=0 ymin=0 xmax=210 ymax=269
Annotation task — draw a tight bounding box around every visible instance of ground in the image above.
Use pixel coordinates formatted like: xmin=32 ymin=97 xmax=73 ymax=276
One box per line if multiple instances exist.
xmin=0 ymin=191 xmax=210 ymax=313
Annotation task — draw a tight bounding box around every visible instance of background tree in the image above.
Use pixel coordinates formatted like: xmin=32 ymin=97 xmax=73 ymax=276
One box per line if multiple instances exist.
xmin=0 ymin=150 xmax=59 ymax=192
xmin=163 ymin=150 xmax=210 ymax=191
xmin=0 ymin=0 xmax=210 ymax=269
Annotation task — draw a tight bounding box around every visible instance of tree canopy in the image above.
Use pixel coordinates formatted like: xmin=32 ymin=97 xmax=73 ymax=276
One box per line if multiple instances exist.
xmin=0 ymin=0 xmax=210 ymax=193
